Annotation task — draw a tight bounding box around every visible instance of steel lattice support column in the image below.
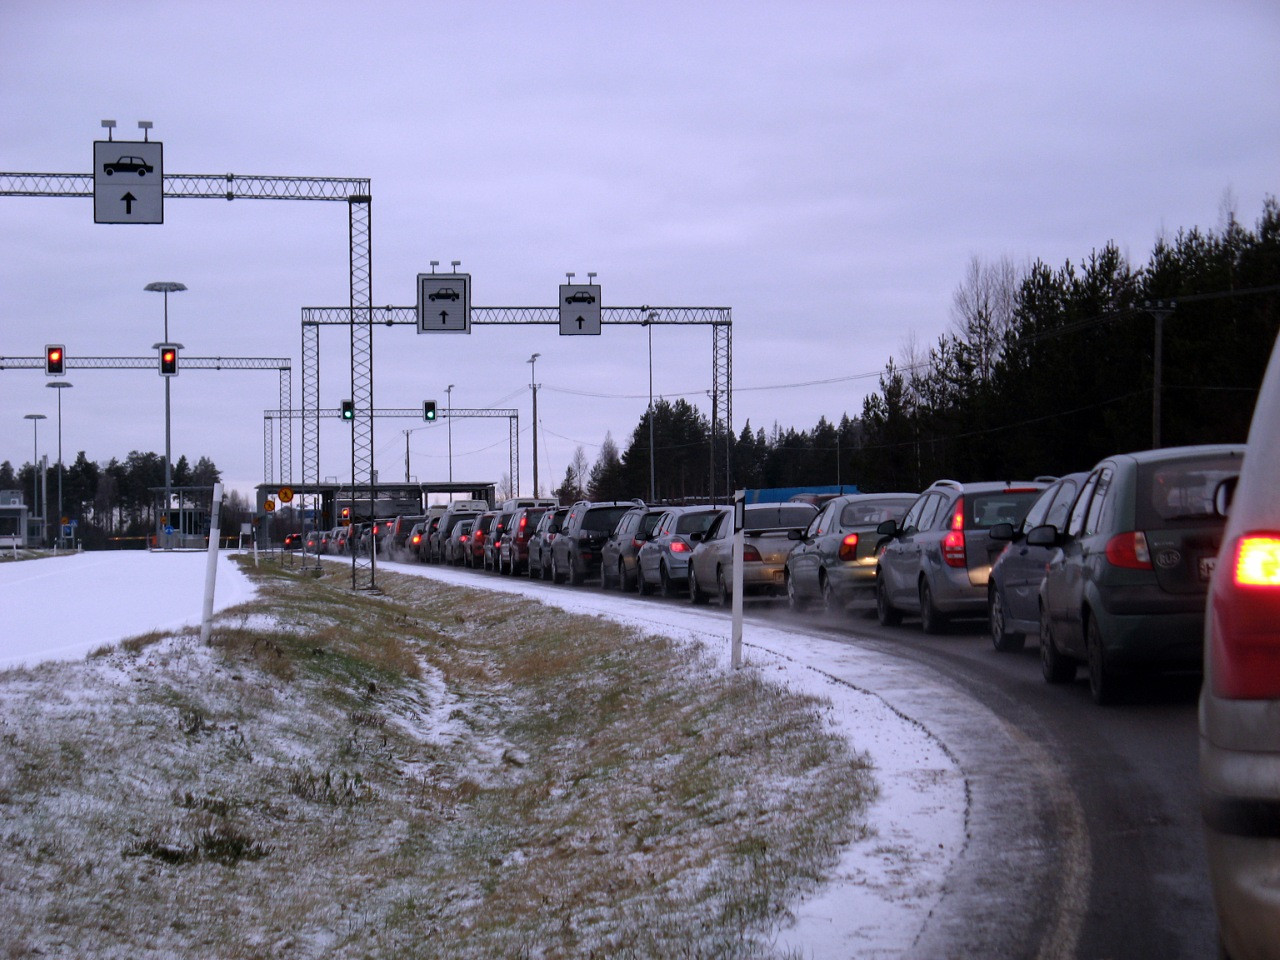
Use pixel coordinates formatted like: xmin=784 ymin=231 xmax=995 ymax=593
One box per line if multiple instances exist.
xmin=263 ymin=416 xmax=274 ymax=486
xmin=278 ymin=367 xmax=292 ymax=484
xmin=348 ymin=196 xmax=375 ymax=590
xmin=301 ymin=321 xmax=320 ymax=551
xmin=712 ymin=318 xmax=732 ymax=498
xmin=509 ymin=416 xmax=519 ymax=496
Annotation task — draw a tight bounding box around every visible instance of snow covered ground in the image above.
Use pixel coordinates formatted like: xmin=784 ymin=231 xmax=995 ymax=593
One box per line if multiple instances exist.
xmin=0 ymin=550 xmax=973 ymax=958
xmin=0 ymin=550 xmax=258 ymax=669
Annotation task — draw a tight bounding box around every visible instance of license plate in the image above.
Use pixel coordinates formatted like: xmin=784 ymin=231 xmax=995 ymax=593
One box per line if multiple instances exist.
xmin=773 ymin=570 xmax=784 ymax=582
xmin=1198 ymin=556 xmax=1217 ymax=581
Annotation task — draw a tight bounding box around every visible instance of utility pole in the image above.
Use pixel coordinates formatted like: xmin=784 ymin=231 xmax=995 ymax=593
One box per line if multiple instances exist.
xmin=1145 ymin=300 xmax=1175 ymax=448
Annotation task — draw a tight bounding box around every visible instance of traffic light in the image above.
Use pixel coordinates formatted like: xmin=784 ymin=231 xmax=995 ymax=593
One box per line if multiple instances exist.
xmin=159 ymin=345 xmax=178 ymax=377
xmin=341 ymin=400 xmax=355 ymax=421
xmin=45 ymin=344 xmax=65 ymax=376
xmin=424 ymin=400 xmax=437 ymax=422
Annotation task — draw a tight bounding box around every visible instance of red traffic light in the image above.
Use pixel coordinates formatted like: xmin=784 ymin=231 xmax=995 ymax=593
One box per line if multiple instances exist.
xmin=159 ymin=345 xmax=178 ymax=377
xmin=45 ymin=344 xmax=65 ymax=376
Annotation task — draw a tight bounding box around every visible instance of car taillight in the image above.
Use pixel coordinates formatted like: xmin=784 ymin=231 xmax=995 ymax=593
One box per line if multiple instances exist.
xmin=838 ymin=533 xmax=859 ymax=562
xmin=460 ymin=534 xmax=469 ymax=543
xmin=1236 ymin=534 xmax=1280 ymax=586
xmin=411 ymin=534 xmax=421 ymax=545
xmin=519 ymin=516 xmax=528 ymax=530
xmin=474 ymin=530 xmax=485 ymax=542
xmin=1210 ymin=531 xmax=1280 ymax=699
xmin=1104 ymin=531 xmax=1152 ymax=570
xmin=941 ymin=499 xmax=966 ymax=567
xmin=743 ymin=544 xmax=763 ymax=562
xmin=670 ymin=540 xmax=690 ymax=553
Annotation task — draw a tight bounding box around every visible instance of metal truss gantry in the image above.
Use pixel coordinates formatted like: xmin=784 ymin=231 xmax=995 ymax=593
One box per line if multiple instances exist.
xmin=1 ymin=354 xmax=292 ymax=483
xmin=265 ymin=406 xmax=518 ymax=494
xmin=299 ymin=305 xmax=733 ymax=499
xmin=1 ymin=168 xmax=377 ymax=589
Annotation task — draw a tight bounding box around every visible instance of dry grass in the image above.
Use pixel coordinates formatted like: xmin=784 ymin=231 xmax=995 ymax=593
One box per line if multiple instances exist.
xmin=0 ymin=556 xmax=874 ymax=959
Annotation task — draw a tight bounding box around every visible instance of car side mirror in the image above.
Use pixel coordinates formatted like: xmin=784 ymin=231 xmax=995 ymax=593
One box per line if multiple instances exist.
xmin=689 ymin=531 xmax=705 ymax=543
xmin=1025 ymin=524 xmax=1059 ymax=548
xmin=787 ymin=528 xmax=803 ymax=541
xmin=988 ymin=522 xmax=1015 ymax=543
xmin=1214 ymin=476 xmax=1238 ymax=517
xmin=876 ymin=519 xmax=898 ymax=537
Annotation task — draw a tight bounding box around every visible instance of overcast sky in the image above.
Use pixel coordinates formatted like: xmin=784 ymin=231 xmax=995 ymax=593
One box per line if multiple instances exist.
xmin=2 ymin=0 xmax=1277 ymax=499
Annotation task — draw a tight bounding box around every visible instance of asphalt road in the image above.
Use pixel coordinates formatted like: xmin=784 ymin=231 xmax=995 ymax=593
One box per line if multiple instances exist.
xmin=750 ymin=602 xmax=1215 ymax=960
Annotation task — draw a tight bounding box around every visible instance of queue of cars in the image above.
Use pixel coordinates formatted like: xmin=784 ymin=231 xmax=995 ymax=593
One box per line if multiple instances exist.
xmin=292 ymin=326 xmax=1280 ymax=959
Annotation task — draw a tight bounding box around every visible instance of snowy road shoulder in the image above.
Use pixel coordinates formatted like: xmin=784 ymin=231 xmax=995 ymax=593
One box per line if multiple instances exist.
xmin=367 ymin=558 xmax=971 ymax=958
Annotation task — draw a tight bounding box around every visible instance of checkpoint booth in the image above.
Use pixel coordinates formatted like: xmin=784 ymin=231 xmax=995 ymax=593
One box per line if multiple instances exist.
xmin=150 ymin=485 xmax=214 ymax=551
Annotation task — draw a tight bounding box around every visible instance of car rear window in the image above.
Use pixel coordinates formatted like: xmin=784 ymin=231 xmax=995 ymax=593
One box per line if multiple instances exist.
xmin=583 ymin=506 xmax=631 ymax=532
xmin=744 ymin=505 xmax=816 ymax=529
xmin=1137 ymin=455 xmax=1241 ymax=529
xmin=675 ymin=511 xmax=722 ymax=535
xmin=967 ymin=491 xmax=1043 ymax=529
xmin=840 ymin=498 xmax=914 ymax=526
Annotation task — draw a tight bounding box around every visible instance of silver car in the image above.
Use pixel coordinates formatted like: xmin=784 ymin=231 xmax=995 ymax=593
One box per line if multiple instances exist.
xmin=785 ymin=493 xmax=916 ymax=613
xmin=876 ymin=479 xmax=1050 ymax=633
xmin=1201 ymin=331 xmax=1280 ymax=960
xmin=636 ymin=507 xmax=723 ymax=598
xmin=689 ymin=502 xmax=817 ymax=605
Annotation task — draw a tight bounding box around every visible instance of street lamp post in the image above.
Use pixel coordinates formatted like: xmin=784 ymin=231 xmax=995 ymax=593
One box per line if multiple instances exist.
xmin=23 ymin=413 xmax=46 ymax=545
xmin=642 ymin=309 xmax=658 ymax=502
xmin=527 ymin=354 xmax=540 ymax=497
xmin=445 ymin=383 xmax=455 ymax=484
xmin=45 ymin=381 xmax=72 ymax=548
xmin=146 ymin=282 xmax=187 ymax=547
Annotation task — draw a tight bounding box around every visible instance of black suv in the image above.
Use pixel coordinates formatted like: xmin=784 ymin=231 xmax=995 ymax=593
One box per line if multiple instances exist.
xmin=549 ymin=500 xmax=636 ymax=585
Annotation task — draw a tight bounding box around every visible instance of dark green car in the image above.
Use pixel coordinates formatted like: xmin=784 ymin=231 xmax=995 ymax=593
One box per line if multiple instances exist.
xmin=1031 ymin=444 xmax=1245 ymax=703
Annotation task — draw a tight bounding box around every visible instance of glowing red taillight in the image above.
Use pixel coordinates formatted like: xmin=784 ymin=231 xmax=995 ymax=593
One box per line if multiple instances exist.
xmin=941 ymin=498 xmax=966 ymax=567
xmin=1104 ymin=531 xmax=1152 ymax=570
xmin=519 ymin=516 xmax=528 ymax=530
xmin=838 ymin=532 xmax=860 ymax=562
xmin=1235 ymin=534 xmax=1280 ymax=586
xmin=670 ymin=540 xmax=690 ymax=554
xmin=411 ymin=534 xmax=421 ymax=545
xmin=742 ymin=544 xmax=763 ymax=562
xmin=1210 ymin=531 xmax=1280 ymax=700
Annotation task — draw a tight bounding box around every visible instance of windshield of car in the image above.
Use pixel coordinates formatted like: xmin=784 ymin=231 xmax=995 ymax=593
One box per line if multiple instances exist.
xmin=675 ymin=510 xmax=722 ymax=535
xmin=582 ymin=506 xmax=631 ymax=533
xmin=744 ymin=505 xmax=817 ymax=529
xmin=1137 ymin=455 xmax=1242 ymax=528
xmin=967 ymin=491 xmax=1043 ymax=529
xmin=840 ymin=498 xmax=914 ymax=526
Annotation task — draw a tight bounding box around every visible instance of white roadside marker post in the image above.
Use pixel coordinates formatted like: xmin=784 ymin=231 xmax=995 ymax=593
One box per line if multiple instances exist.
xmin=731 ymin=489 xmax=745 ymax=669
xmin=200 ymin=482 xmax=223 ymax=645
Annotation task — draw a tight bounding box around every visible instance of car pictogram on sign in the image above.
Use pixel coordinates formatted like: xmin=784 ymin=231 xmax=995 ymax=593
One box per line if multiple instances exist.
xmin=429 ymin=287 xmax=461 ymax=301
xmin=565 ymin=290 xmax=597 ymax=304
xmin=103 ymin=156 xmax=154 ymax=176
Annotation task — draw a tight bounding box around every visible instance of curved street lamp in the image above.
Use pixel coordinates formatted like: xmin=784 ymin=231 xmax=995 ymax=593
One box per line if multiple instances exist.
xmin=527 ymin=354 xmax=540 ymax=497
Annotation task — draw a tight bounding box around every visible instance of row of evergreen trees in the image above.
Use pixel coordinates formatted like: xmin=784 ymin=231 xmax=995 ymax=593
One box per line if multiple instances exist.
xmin=558 ymin=199 xmax=1279 ymax=502
xmin=0 ymin=451 xmax=223 ymax=545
